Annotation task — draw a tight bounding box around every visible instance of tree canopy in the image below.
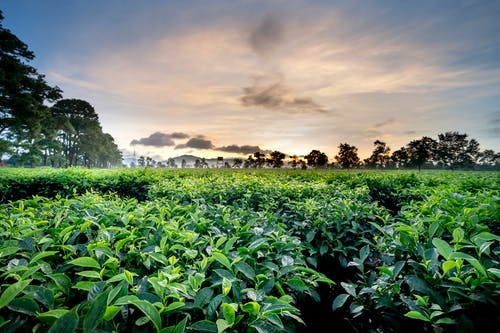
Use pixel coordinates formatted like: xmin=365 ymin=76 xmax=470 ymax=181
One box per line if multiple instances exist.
xmin=0 ymin=10 xmax=122 ymax=167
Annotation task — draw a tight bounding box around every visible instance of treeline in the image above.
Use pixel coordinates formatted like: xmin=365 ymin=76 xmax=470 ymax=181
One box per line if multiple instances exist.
xmin=136 ymin=131 xmax=498 ymax=171
xmin=245 ymin=132 xmax=498 ymax=170
xmin=0 ymin=10 xmax=122 ymax=168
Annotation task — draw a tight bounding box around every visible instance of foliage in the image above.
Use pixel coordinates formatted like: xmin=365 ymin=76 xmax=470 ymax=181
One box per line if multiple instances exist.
xmin=0 ymin=168 xmax=499 ymax=332
xmin=335 ymin=143 xmax=361 ymax=168
xmin=0 ymin=12 xmax=121 ymax=168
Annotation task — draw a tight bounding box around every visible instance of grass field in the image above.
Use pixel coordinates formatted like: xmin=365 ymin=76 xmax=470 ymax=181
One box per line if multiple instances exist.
xmin=0 ymin=168 xmax=498 ymax=332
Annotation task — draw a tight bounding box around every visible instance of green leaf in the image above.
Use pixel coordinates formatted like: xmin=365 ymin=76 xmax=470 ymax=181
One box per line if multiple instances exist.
xmin=378 ymin=266 xmax=393 ymax=277
xmin=124 ymin=269 xmax=134 ymax=285
xmin=404 ymin=311 xmax=430 ymax=322
xmin=0 ymin=279 xmax=32 ymax=309
xmin=172 ymin=316 xmax=188 ymax=333
xmin=131 ymin=298 xmax=162 ymax=333
xmin=76 ymin=271 xmax=101 ymax=279
xmin=194 ymin=287 xmax=214 ymax=308
xmin=7 ymin=297 xmax=40 ymax=316
xmin=68 ymin=257 xmax=100 ymax=270
xmin=49 ymin=274 xmax=72 ymax=295
xmin=286 ymin=278 xmax=307 ymax=292
xmin=350 ymin=303 xmax=364 ymax=316
xmin=216 ymin=319 xmax=231 ymax=333
xmin=340 ymin=282 xmax=356 ymax=297
xmin=432 ymin=238 xmax=452 ymax=260
xmin=73 ymin=281 xmax=95 ymax=292
xmin=436 ymin=317 xmax=455 ymax=325
xmin=221 ymin=303 xmax=235 ymax=325
xmin=48 ymin=312 xmax=78 ymax=333
xmin=332 ymin=294 xmax=350 ymax=311
xmin=30 ymin=251 xmax=58 ymax=264
xmin=222 ymin=277 xmax=231 ymax=295
xmin=359 ymin=245 xmax=370 ymax=262
xmin=83 ymin=291 xmax=108 ymax=332
xmin=264 ymin=313 xmax=284 ymax=328
xmin=442 ymin=260 xmax=456 ymax=274
xmin=212 ymin=252 xmax=232 ymax=270
xmin=235 ymin=261 xmax=255 ymax=280
xmin=240 ymin=301 xmax=260 ymax=316
xmin=164 ymin=301 xmax=185 ymax=313
xmin=189 ymin=320 xmax=218 ymax=332
xmin=487 ymin=268 xmax=500 ymax=278
xmin=103 ymin=305 xmax=121 ymax=321
xmin=467 ymin=258 xmax=488 ymax=277
xmin=0 ymin=246 xmax=21 ymax=258
xmin=38 ymin=309 xmax=70 ymax=323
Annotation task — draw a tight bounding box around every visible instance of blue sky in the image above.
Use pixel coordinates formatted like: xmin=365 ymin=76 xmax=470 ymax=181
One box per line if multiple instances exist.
xmin=3 ymin=0 xmax=500 ymax=160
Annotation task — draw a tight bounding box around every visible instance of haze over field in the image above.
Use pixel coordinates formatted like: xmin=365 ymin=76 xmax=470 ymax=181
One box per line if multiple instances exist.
xmin=3 ymin=0 xmax=500 ymax=161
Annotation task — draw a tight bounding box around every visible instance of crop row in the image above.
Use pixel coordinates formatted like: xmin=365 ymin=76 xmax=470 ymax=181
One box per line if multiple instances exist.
xmin=0 ymin=169 xmax=499 ymax=332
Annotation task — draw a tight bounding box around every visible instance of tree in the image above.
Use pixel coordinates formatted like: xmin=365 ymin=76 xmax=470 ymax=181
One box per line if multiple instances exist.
xmin=435 ymin=132 xmax=480 ymax=169
xmin=0 ymin=10 xmax=62 ymax=159
xmin=477 ymin=149 xmax=499 ymax=166
xmin=50 ymin=98 xmax=122 ymax=167
xmin=406 ymin=136 xmax=437 ymax=171
xmin=181 ymin=159 xmax=187 ymax=168
xmin=334 ymin=143 xmax=360 ymax=168
xmin=167 ymin=158 xmax=177 ymax=168
xmin=267 ymin=150 xmax=285 ymax=168
xmin=232 ymin=158 xmax=243 ymax=168
xmin=391 ymin=147 xmax=410 ymax=168
xmin=253 ymin=152 xmax=266 ymax=168
xmin=304 ymin=150 xmax=328 ymax=168
xmin=364 ymin=140 xmax=391 ymax=168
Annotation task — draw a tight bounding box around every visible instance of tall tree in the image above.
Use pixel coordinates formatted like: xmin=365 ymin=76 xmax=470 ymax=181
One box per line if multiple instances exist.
xmin=0 ymin=10 xmax=62 ymax=160
xmin=304 ymin=150 xmax=328 ymax=168
xmin=267 ymin=150 xmax=285 ymax=168
xmin=391 ymin=147 xmax=410 ymax=168
xmin=51 ymin=99 xmax=100 ymax=166
xmin=364 ymin=140 xmax=391 ymax=168
xmin=435 ymin=132 xmax=480 ymax=169
xmin=50 ymin=98 xmax=122 ymax=167
xmin=334 ymin=143 xmax=360 ymax=168
xmin=406 ymin=136 xmax=437 ymax=171
xmin=253 ymin=152 xmax=266 ymax=168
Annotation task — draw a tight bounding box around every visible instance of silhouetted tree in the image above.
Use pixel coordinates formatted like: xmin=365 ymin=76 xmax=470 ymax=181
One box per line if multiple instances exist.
xmin=391 ymin=147 xmax=410 ymax=168
xmin=335 ymin=143 xmax=360 ymax=168
xmin=267 ymin=150 xmax=285 ymax=168
xmin=253 ymin=152 xmax=266 ymax=168
xmin=435 ymin=132 xmax=480 ymax=169
xmin=138 ymin=156 xmax=145 ymax=167
xmin=232 ymin=158 xmax=243 ymax=168
xmin=364 ymin=140 xmax=391 ymax=168
xmin=406 ymin=136 xmax=437 ymax=171
xmin=305 ymin=150 xmax=328 ymax=168
xmin=181 ymin=159 xmax=186 ymax=168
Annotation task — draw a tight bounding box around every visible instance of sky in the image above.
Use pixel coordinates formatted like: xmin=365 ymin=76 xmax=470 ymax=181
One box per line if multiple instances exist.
xmin=2 ymin=0 xmax=500 ymax=161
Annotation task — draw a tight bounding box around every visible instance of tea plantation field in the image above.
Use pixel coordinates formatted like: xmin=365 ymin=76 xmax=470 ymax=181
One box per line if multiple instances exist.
xmin=0 ymin=168 xmax=498 ymax=332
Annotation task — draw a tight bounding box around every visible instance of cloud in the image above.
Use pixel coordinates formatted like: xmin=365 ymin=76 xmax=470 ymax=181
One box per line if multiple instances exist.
xmin=130 ymin=131 xmax=190 ymax=146
xmin=170 ymin=132 xmax=190 ymax=139
xmin=215 ymin=144 xmax=267 ymax=155
xmin=248 ymin=13 xmax=284 ymax=57
xmin=374 ymin=118 xmax=396 ymax=128
xmin=241 ymin=75 xmax=327 ymax=113
xmin=175 ymin=137 xmax=214 ymax=150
